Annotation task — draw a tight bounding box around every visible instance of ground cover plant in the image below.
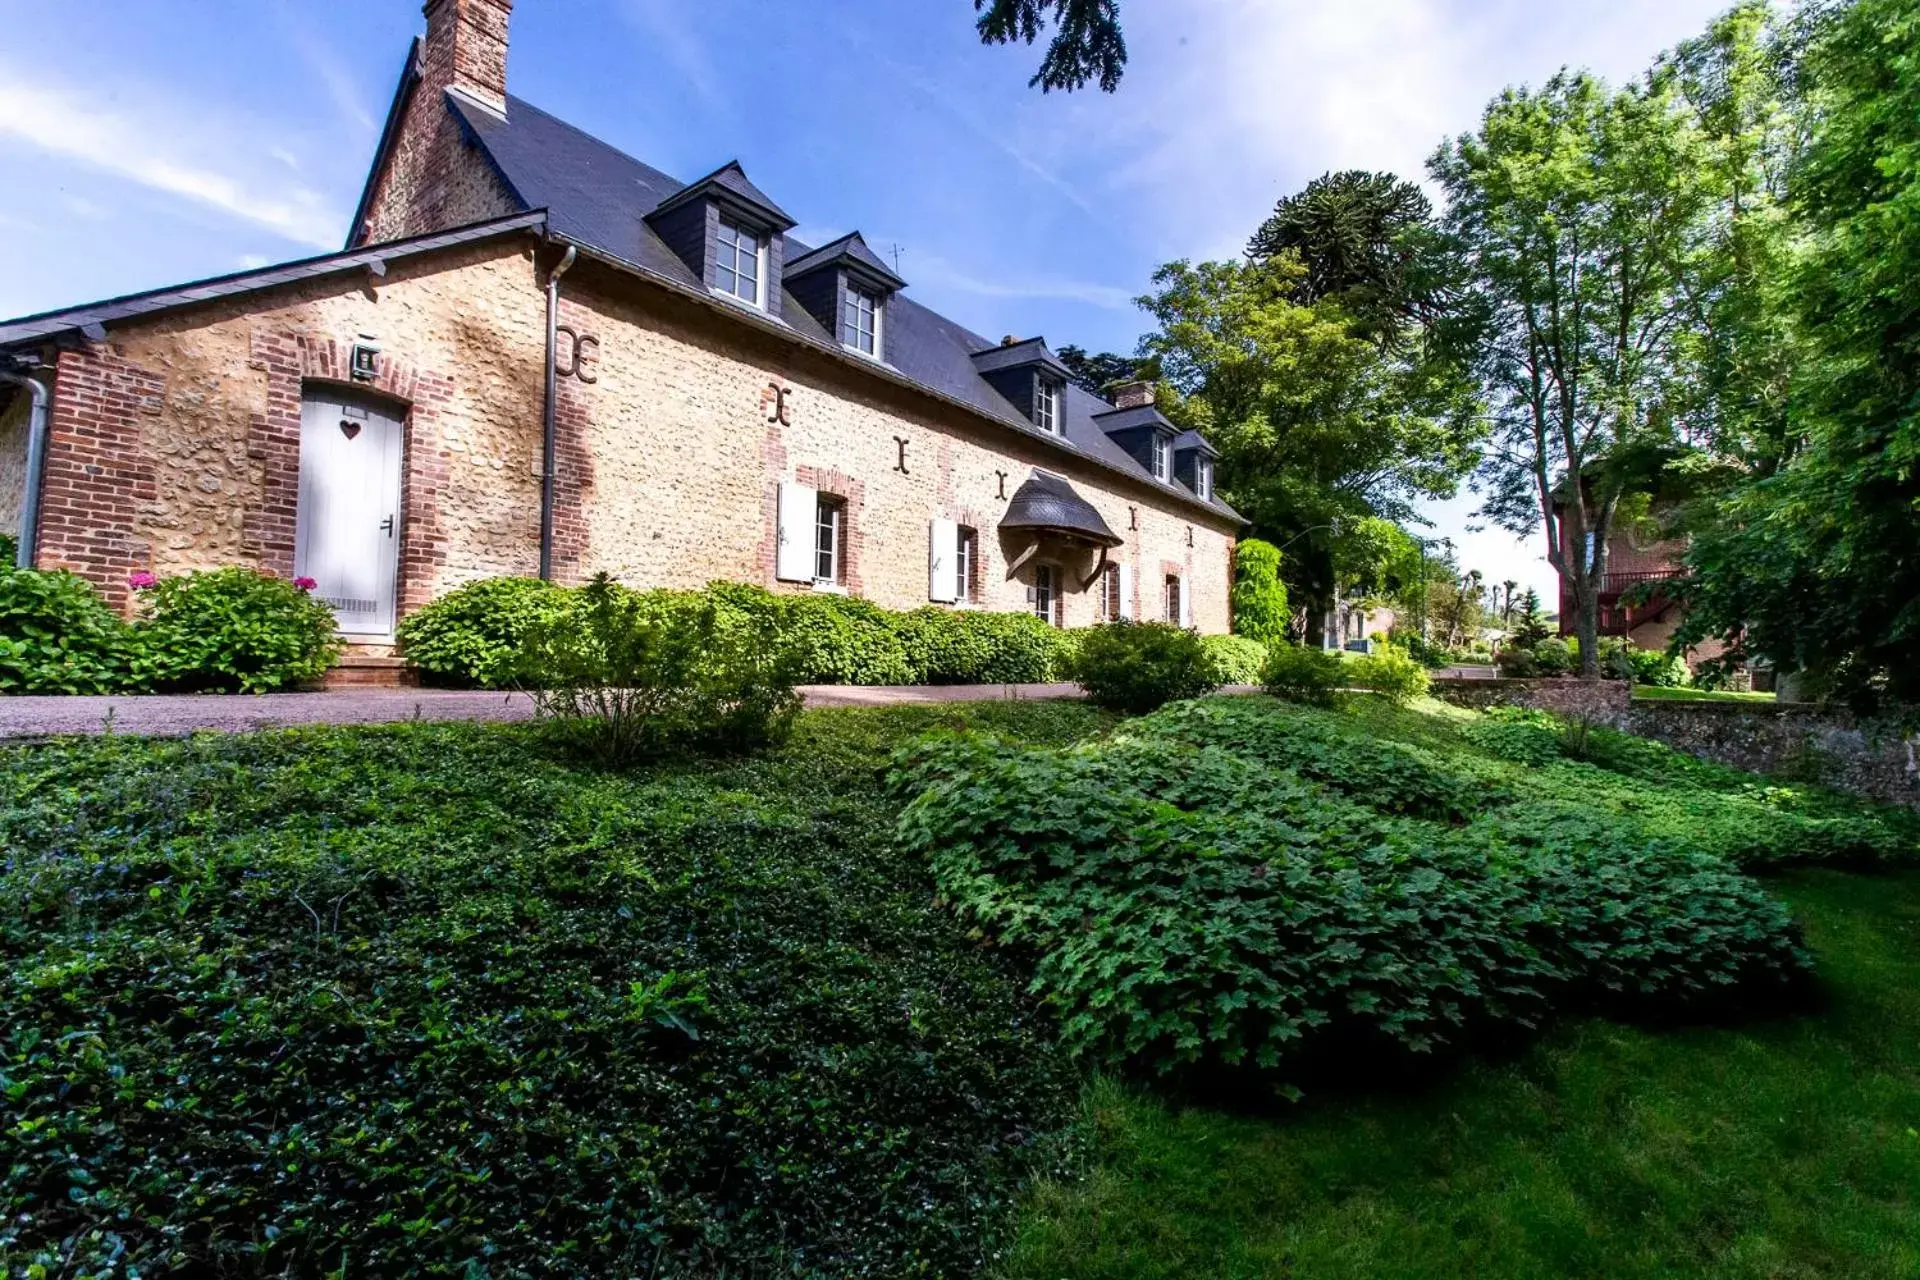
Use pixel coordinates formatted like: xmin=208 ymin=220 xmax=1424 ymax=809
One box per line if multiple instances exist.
xmin=889 ymin=697 xmax=1829 ymax=1089
xmin=1003 ymin=868 xmax=1920 ymax=1279
xmin=0 ymin=701 xmax=1109 ymax=1278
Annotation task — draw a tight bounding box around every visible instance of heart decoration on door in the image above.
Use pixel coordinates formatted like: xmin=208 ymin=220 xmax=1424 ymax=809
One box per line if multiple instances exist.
xmin=339 ymin=420 xmax=361 ymax=441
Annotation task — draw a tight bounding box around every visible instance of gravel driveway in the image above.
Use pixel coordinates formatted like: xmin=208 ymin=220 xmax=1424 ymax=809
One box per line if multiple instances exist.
xmin=0 ymin=683 xmax=1091 ymax=740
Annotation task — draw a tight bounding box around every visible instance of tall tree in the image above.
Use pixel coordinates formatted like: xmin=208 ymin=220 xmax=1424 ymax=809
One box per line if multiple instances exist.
xmin=1137 ymin=255 xmax=1479 ymax=633
xmin=1432 ymin=70 xmax=1719 ymax=676
xmin=1247 ymin=170 xmax=1437 ymax=340
xmin=975 ymin=0 xmax=1126 ymax=92
xmin=1055 ymin=345 xmax=1138 ymax=396
xmin=1675 ymin=0 xmax=1920 ymax=703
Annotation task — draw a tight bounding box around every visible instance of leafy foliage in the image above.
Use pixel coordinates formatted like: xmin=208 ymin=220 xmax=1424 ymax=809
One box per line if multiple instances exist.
xmin=132 ymin=568 xmax=341 ymax=693
xmin=892 ymin=606 xmax=1066 ymax=684
xmin=519 ymin=574 xmax=801 ymax=765
xmin=1346 ymin=643 xmax=1431 ymax=705
xmin=0 ymin=563 xmax=134 ymax=694
xmin=1201 ymin=634 xmax=1268 ymax=685
xmin=1228 ymin=538 xmax=1290 ymax=645
xmin=889 ymin=697 xmax=1814 ymax=1087
xmin=1246 ymin=169 xmax=1438 ymax=340
xmin=395 ymin=575 xmax=573 ymax=687
xmin=1066 ymin=620 xmax=1218 ymax=714
xmin=0 ymin=705 xmax=1100 ymax=1277
xmin=1260 ymin=643 xmax=1347 ymax=706
xmin=974 ymin=0 xmax=1126 ymax=92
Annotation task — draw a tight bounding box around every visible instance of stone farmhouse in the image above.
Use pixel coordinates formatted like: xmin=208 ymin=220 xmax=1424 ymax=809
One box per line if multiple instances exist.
xmin=0 ymin=0 xmax=1241 ymax=676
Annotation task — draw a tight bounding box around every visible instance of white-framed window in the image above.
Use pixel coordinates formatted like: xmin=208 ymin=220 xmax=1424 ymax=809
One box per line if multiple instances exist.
xmin=1032 ymin=563 xmax=1058 ymax=625
xmin=1099 ymin=563 xmax=1121 ymax=621
xmin=841 ymin=286 xmax=881 ymax=356
xmin=814 ymin=494 xmax=845 ymax=583
xmin=1196 ymin=455 xmax=1213 ymax=500
xmin=715 ymin=218 xmax=765 ymax=307
xmin=955 ymin=525 xmax=977 ymax=603
xmin=1165 ymin=574 xmax=1182 ymax=624
xmin=1034 ymin=379 xmax=1062 ymax=435
xmin=1151 ymin=433 xmax=1170 ymax=481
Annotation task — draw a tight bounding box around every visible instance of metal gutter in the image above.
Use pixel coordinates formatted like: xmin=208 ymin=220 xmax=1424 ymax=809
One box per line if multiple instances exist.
xmin=0 ymin=366 xmax=50 ymax=569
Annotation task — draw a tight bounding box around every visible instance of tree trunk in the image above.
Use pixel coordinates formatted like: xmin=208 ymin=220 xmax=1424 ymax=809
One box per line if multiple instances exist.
xmin=1574 ymin=577 xmax=1602 ymax=678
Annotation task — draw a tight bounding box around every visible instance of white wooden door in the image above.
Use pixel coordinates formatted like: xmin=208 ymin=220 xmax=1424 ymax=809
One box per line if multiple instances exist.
xmin=295 ymin=389 xmax=403 ymax=637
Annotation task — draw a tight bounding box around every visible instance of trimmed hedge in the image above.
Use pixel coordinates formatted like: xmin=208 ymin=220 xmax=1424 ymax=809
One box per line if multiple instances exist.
xmin=1201 ymin=634 xmax=1268 ymax=684
xmin=401 ymin=576 xmax=1079 ymax=690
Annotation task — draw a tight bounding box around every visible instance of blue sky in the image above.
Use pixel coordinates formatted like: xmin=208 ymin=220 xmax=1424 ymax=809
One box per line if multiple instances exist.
xmin=0 ymin=0 xmax=1734 ymax=599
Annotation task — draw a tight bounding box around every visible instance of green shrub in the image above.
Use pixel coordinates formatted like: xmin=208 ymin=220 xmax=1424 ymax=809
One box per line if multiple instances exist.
xmin=1065 ymin=620 xmax=1219 ymax=714
xmin=889 ymin=706 xmax=1811 ymax=1085
xmin=0 ymin=532 xmax=15 ymax=564
xmin=133 ymin=568 xmax=339 ymax=693
xmin=1347 ymin=643 xmax=1431 ymax=705
xmin=394 ymin=575 xmax=573 ymax=687
xmin=1202 ymin=633 xmax=1268 ymax=684
xmin=778 ymin=592 xmax=915 ymax=685
xmin=0 ymin=715 xmax=1080 ymax=1278
xmin=891 ymin=606 xmax=1061 ymax=683
xmin=1630 ymin=646 xmax=1692 ymax=687
xmin=1495 ymin=644 xmax=1539 ymax=677
xmin=518 ymin=574 xmax=800 ymax=764
xmin=1532 ymin=636 xmax=1574 ymax=676
xmin=0 ymin=564 xmax=135 ymax=693
xmin=1261 ymin=643 xmax=1347 ymax=705
xmin=1230 ymin=538 xmax=1290 ymax=644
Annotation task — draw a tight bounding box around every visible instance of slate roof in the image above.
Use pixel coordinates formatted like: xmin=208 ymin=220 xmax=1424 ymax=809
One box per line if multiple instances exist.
xmin=439 ymin=91 xmax=1238 ymax=523
xmin=784 ymin=232 xmax=906 ymax=291
xmin=649 ymin=160 xmax=795 ymax=230
xmin=1001 ymin=470 xmax=1124 ymax=547
xmin=1172 ymin=429 xmax=1219 ymax=456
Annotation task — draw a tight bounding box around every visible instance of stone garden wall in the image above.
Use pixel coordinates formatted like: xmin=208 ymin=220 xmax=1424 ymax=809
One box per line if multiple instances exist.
xmin=1432 ymin=676 xmax=1920 ymax=811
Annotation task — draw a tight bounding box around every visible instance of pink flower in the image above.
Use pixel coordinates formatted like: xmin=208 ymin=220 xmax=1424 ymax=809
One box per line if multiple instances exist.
xmin=127 ymin=571 xmax=158 ymax=590
xmin=294 ymin=576 xmax=318 ymax=592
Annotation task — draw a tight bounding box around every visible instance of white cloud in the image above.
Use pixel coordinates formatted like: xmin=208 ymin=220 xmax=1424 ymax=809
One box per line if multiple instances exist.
xmin=909 ymin=251 xmax=1135 ymax=310
xmin=0 ymin=72 xmax=343 ymax=247
xmin=619 ymin=0 xmax=728 ymax=112
xmin=59 ymin=194 xmax=110 ymax=222
xmin=1071 ymin=0 xmax=1736 ymax=258
xmin=238 ymin=253 xmax=271 ymax=270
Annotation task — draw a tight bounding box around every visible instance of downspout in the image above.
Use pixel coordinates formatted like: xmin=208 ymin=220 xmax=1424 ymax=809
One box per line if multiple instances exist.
xmin=539 ymin=243 xmax=577 ymax=581
xmin=0 ymin=367 xmax=50 ymax=570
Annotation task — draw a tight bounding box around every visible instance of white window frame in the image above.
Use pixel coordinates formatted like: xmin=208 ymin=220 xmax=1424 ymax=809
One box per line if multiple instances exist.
xmin=1196 ymin=455 xmax=1212 ymax=500
xmin=814 ymin=494 xmax=844 ymax=584
xmin=1033 ymin=563 xmax=1057 ymax=625
xmin=842 ymin=285 xmax=882 ymax=357
xmin=1099 ymin=563 xmax=1121 ymax=621
xmin=1034 ymin=379 xmax=1062 ymax=435
xmin=955 ymin=526 xmax=976 ymax=604
xmin=1151 ymin=433 xmax=1170 ymax=481
xmin=715 ymin=217 xmax=766 ymax=309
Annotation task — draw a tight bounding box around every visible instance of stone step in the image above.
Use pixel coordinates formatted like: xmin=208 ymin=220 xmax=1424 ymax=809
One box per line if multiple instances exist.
xmin=323 ymin=653 xmax=418 ymax=690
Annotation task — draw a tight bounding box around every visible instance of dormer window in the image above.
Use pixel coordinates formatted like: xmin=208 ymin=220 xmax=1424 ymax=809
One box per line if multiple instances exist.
xmin=716 ymin=218 xmax=765 ymax=308
xmin=1151 ymin=432 xmax=1170 ymax=481
xmin=842 ymin=286 xmax=881 ymax=356
xmin=1034 ymin=379 xmax=1062 ymax=435
xmin=1196 ymin=455 xmax=1213 ymax=499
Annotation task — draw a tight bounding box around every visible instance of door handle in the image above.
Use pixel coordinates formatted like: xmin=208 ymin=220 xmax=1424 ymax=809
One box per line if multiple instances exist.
xmin=380 ymin=515 xmax=395 ymax=538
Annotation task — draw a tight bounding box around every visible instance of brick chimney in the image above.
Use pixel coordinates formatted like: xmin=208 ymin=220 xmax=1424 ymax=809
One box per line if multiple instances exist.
xmin=422 ymin=0 xmax=512 ymax=116
xmin=1112 ymin=380 xmax=1155 ymax=410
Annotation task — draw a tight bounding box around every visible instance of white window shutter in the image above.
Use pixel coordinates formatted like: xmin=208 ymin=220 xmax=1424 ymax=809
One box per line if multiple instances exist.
xmin=1118 ymin=564 xmax=1134 ymax=620
xmin=776 ymin=481 xmax=817 ymax=582
xmin=1180 ymin=576 xmax=1194 ymax=628
xmin=928 ymin=517 xmax=959 ymax=603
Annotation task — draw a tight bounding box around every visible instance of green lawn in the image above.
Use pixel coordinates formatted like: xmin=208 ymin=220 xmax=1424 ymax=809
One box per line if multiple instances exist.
xmin=1633 ymin=683 xmax=1779 ymax=703
xmin=1003 ymin=867 xmax=1920 ymax=1280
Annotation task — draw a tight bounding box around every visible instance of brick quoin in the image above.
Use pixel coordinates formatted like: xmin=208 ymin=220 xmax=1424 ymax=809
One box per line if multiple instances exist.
xmin=36 ymin=344 xmax=162 ymax=611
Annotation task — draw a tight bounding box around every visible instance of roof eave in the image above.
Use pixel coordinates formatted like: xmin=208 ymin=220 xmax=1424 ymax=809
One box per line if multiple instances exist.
xmin=346 ymin=37 xmax=425 ymax=251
